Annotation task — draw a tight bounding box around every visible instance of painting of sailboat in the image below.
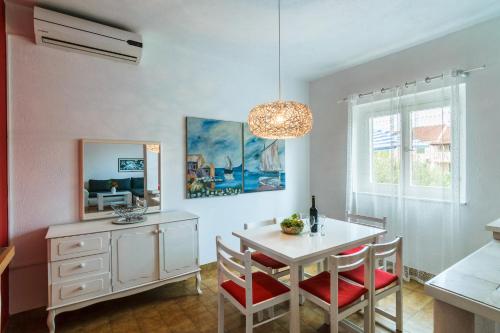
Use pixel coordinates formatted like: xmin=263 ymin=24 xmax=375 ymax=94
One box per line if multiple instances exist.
xmin=186 ymin=117 xmax=243 ymax=198
xmin=243 ymin=124 xmax=285 ymax=192
xmin=224 ymin=156 xmax=235 ymax=180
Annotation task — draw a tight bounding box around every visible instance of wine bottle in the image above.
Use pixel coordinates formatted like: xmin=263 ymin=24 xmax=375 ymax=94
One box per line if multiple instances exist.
xmin=310 ymin=195 xmax=318 ymax=233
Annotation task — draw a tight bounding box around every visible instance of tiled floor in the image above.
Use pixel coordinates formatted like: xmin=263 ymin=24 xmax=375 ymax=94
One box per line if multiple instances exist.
xmin=7 ymin=263 xmax=434 ymax=333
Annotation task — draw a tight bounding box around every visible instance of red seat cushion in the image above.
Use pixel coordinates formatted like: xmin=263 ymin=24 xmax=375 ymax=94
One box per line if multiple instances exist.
xmin=340 ymin=266 xmax=398 ymax=290
xmin=221 ymin=271 xmax=289 ymax=307
xmin=251 ymin=252 xmax=287 ymax=269
xmin=299 ymin=271 xmax=367 ymax=308
xmin=338 ymin=245 xmax=366 ymax=256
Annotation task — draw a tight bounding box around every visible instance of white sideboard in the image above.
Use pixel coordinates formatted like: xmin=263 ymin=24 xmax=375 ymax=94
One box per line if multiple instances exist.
xmin=45 ymin=211 xmax=201 ymax=333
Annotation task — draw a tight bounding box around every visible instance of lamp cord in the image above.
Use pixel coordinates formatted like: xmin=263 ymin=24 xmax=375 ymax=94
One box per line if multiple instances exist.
xmin=278 ymin=0 xmax=281 ymax=101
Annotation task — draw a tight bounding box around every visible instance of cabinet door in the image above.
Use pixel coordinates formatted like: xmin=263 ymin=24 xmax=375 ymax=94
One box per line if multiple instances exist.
xmin=111 ymin=225 xmax=159 ymax=291
xmin=159 ymin=219 xmax=198 ymax=279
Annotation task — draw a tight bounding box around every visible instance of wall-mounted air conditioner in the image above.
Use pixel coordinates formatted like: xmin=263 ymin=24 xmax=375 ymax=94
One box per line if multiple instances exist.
xmin=34 ymin=7 xmax=142 ymax=64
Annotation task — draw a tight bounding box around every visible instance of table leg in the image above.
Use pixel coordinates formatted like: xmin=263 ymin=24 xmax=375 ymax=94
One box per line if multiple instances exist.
xmin=289 ymin=263 xmax=300 ymax=333
xmin=299 ymin=265 xmax=305 ymax=305
xmin=97 ymin=194 xmax=103 ymax=211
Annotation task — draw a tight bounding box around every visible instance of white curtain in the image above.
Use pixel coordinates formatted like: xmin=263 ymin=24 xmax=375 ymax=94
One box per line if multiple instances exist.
xmin=346 ymin=72 xmax=466 ymax=278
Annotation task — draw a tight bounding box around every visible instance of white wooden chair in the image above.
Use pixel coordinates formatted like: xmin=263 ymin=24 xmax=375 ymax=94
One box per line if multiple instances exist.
xmin=216 ymin=236 xmax=290 ymax=333
xmin=299 ymin=245 xmax=373 ymax=333
xmin=340 ymin=212 xmax=387 ymax=258
xmin=245 ymin=219 xmax=312 ymax=311
xmin=340 ymin=237 xmax=403 ymax=332
xmin=243 ymin=218 xmax=289 ymax=279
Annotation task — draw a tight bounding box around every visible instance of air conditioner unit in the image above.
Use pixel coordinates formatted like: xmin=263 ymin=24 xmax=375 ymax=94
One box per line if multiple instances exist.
xmin=34 ymin=7 xmax=142 ymax=64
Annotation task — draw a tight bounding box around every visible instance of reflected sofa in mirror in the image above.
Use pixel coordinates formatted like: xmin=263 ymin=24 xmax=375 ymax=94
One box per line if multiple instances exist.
xmin=80 ymin=139 xmax=161 ymax=220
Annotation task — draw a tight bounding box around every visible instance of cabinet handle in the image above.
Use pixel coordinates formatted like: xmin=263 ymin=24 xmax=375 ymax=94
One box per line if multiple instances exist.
xmin=159 ymin=229 xmax=165 ymax=233
xmin=78 ymin=263 xmax=86 ymax=268
xmin=77 ymin=241 xmax=85 ymax=247
xmin=78 ymin=284 xmax=86 ymax=291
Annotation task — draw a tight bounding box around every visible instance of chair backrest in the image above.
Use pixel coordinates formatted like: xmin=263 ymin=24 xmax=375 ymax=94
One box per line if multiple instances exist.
xmin=329 ymin=245 xmax=373 ymax=309
xmin=244 ymin=218 xmax=277 ymax=230
xmin=216 ymin=236 xmax=253 ymax=306
xmin=345 ymin=211 xmax=387 ymax=230
xmin=373 ymin=237 xmax=403 ymax=279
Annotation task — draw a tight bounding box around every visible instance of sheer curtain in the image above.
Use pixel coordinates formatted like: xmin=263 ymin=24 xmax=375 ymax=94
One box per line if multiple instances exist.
xmin=346 ymin=72 xmax=466 ymax=279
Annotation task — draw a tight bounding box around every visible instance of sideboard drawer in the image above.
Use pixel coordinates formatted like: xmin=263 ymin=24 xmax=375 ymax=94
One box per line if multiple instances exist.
xmin=51 ymin=273 xmax=111 ymax=307
xmin=50 ymin=232 xmax=110 ymax=261
xmin=51 ymin=253 xmax=110 ymax=283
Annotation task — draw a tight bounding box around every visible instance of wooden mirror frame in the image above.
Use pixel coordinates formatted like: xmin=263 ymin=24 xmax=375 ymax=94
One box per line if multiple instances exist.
xmin=79 ymin=139 xmax=162 ymax=221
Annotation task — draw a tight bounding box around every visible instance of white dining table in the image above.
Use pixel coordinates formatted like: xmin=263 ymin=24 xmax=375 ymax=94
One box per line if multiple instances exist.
xmin=232 ymin=217 xmax=386 ymax=333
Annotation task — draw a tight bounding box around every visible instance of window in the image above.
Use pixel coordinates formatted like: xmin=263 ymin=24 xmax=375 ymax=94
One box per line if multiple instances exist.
xmin=352 ymin=84 xmax=466 ymax=201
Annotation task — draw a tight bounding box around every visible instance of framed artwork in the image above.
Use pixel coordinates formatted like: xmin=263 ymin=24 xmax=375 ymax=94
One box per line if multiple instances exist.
xmin=186 ymin=117 xmax=243 ymax=198
xmin=118 ymin=158 xmax=144 ymax=172
xmin=243 ymin=123 xmax=285 ymax=192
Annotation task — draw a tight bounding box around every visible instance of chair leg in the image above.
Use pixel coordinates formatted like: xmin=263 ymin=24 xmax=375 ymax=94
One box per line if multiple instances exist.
xmin=363 ymin=303 xmax=371 ymax=333
xmin=324 ymin=310 xmax=330 ymax=325
xmin=257 ymin=311 xmax=263 ymax=322
xmin=396 ymin=290 xmax=403 ymax=332
xmin=329 ymin=311 xmax=338 ymax=333
xmin=267 ymin=306 xmax=275 ymax=318
xmin=245 ymin=313 xmax=253 ymax=333
xmin=316 ymin=261 xmax=322 ymax=273
xmin=218 ymin=294 xmax=224 ymax=333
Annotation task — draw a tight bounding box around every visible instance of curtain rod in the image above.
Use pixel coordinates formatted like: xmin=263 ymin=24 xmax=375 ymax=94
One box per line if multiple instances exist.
xmin=336 ymin=65 xmax=486 ymax=104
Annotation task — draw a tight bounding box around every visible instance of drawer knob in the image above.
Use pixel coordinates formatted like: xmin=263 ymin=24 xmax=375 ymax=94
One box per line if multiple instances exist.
xmin=78 ymin=284 xmax=86 ymax=291
xmin=77 ymin=241 xmax=85 ymax=247
xmin=78 ymin=263 xmax=86 ymax=268
xmin=159 ymin=229 xmax=165 ymax=234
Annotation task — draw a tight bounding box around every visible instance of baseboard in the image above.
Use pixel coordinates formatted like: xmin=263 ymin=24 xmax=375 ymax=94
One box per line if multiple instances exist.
xmin=386 ymin=260 xmax=435 ymax=283
xmin=200 ymin=261 xmax=217 ymax=271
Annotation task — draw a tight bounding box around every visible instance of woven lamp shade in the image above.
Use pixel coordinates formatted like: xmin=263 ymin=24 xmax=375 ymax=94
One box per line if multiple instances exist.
xmin=248 ymin=100 xmax=313 ymax=139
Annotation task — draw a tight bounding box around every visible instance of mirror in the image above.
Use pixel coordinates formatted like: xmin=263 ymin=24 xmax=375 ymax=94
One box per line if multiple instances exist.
xmin=80 ymin=139 xmax=161 ymax=220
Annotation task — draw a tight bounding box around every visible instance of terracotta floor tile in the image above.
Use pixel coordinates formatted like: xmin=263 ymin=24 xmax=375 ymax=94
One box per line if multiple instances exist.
xmin=7 ymin=263 xmax=434 ymax=332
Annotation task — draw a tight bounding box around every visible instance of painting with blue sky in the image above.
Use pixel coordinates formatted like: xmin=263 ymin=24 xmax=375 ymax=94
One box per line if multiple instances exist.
xmin=186 ymin=117 xmax=243 ymax=198
xmin=243 ymin=124 xmax=285 ymax=192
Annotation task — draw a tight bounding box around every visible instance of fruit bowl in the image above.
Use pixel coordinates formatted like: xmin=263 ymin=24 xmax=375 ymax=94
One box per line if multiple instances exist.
xmin=280 ymin=214 xmax=304 ymax=235
xmin=111 ymin=201 xmax=148 ymax=225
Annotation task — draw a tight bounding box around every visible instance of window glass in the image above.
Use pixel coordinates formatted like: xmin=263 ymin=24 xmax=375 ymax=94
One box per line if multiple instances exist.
xmin=371 ymin=114 xmax=400 ymax=184
xmin=410 ymin=107 xmax=451 ymax=187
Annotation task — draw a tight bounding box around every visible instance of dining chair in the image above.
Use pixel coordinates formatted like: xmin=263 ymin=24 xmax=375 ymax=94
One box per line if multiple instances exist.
xmin=243 ymin=218 xmax=290 ymax=278
xmin=216 ymin=236 xmax=290 ymax=333
xmin=339 ymin=212 xmax=387 ymax=258
xmin=340 ymin=237 xmax=403 ymax=332
xmin=299 ymin=245 xmax=373 ymax=333
xmin=244 ymin=219 xmax=291 ymax=318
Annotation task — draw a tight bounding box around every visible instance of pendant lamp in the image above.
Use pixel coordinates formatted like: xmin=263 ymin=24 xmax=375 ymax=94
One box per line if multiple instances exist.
xmin=247 ymin=0 xmax=312 ymax=139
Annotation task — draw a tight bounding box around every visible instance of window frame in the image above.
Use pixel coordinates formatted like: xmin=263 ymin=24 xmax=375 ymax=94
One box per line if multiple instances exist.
xmin=352 ymin=84 xmax=466 ymax=202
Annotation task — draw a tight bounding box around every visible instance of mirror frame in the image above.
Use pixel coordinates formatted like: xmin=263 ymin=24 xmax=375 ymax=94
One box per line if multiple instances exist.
xmin=79 ymin=139 xmax=162 ymax=221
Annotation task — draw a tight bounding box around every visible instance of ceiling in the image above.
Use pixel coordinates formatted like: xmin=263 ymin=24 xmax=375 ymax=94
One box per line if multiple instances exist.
xmin=8 ymin=0 xmax=500 ymax=80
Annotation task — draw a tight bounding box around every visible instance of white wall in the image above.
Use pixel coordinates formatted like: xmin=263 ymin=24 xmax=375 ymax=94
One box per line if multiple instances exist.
xmin=310 ymin=17 xmax=500 ymax=274
xmin=84 ymin=143 xmax=144 ymax=181
xmin=7 ymin=11 xmax=310 ymax=313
